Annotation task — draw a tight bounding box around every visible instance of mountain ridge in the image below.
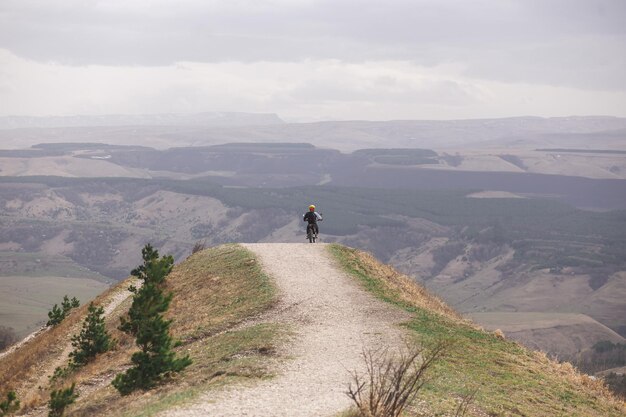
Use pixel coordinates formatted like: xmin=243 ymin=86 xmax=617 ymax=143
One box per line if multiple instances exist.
xmin=1 ymin=115 xmax=625 ymax=151
xmin=1 ymin=243 xmax=623 ymax=416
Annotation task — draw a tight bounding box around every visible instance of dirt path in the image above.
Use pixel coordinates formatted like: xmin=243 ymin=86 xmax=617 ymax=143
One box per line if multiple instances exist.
xmin=32 ymin=282 xmax=138 ymax=392
xmin=0 ymin=327 xmax=49 ymax=361
xmin=18 ymin=280 xmax=139 ymax=417
xmin=163 ymin=243 xmax=411 ymax=417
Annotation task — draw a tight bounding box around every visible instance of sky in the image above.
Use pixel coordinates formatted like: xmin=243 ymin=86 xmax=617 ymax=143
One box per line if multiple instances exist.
xmin=1 ymin=0 xmax=625 ymax=121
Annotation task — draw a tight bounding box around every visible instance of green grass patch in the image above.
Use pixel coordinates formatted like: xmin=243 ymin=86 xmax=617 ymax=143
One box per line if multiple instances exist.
xmin=166 ymin=244 xmax=276 ymax=339
xmin=189 ymin=323 xmax=285 ymax=380
xmin=329 ymin=244 xmax=625 ymax=417
xmin=115 ymin=323 xmax=287 ymax=417
xmin=118 ymin=389 xmax=199 ymax=417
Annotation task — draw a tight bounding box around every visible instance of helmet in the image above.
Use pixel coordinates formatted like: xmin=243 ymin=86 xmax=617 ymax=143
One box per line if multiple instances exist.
xmin=309 ymin=204 xmax=315 ymax=211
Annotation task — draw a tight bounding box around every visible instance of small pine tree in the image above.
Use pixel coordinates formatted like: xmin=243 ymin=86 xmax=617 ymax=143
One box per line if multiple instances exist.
xmin=112 ymin=311 xmax=192 ymax=394
xmin=47 ymin=296 xmax=80 ymax=327
xmin=131 ymin=244 xmax=174 ymax=286
xmin=0 ymin=391 xmax=19 ymax=416
xmin=119 ymin=281 xmax=173 ymax=337
xmin=113 ymin=244 xmax=191 ymax=395
xmin=48 ymin=384 xmax=77 ymax=417
xmin=119 ymin=244 xmax=174 ymax=336
xmin=47 ymin=304 xmax=65 ymax=327
xmin=49 ymin=366 xmax=71 ymax=382
xmin=62 ymin=296 xmax=80 ymax=313
xmin=68 ymin=303 xmax=114 ymax=367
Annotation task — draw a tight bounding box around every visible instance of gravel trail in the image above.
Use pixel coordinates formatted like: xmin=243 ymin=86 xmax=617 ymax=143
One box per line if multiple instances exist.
xmin=163 ymin=243 xmax=411 ymax=417
xmin=16 ymin=279 xmax=139 ymax=417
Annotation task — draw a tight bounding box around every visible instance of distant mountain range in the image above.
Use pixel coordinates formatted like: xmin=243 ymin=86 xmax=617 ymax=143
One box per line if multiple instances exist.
xmin=1 ymin=114 xmax=624 ymax=151
xmin=0 ymin=112 xmax=285 ymax=129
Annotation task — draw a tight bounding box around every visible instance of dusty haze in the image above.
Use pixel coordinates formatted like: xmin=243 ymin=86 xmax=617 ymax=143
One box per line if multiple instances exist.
xmin=1 ymin=0 xmax=625 ymax=120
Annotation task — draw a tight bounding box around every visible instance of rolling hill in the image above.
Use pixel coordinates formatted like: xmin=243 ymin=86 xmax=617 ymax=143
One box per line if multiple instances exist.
xmin=0 ymin=137 xmax=625 ymax=381
xmin=0 ymin=169 xmax=625 ymax=369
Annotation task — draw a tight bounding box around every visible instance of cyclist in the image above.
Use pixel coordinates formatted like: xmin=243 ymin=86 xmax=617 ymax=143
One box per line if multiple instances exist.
xmin=303 ymin=204 xmax=323 ymax=238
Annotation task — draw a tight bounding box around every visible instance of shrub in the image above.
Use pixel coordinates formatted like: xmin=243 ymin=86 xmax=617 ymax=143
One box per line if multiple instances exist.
xmin=346 ymin=341 xmax=476 ymax=417
xmin=0 ymin=391 xmax=19 ymax=416
xmin=346 ymin=342 xmax=448 ymax=417
xmin=191 ymin=240 xmax=206 ymax=255
xmin=48 ymin=384 xmax=77 ymax=417
xmin=68 ymin=303 xmax=114 ymax=367
xmin=47 ymin=296 xmax=80 ymax=327
xmin=49 ymin=366 xmax=72 ymax=383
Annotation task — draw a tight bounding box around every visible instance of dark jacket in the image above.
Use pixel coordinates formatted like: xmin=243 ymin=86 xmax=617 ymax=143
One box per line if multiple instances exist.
xmin=303 ymin=211 xmax=322 ymax=224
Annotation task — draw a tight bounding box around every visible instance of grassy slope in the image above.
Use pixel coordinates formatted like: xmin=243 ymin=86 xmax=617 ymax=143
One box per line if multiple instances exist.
xmin=329 ymin=244 xmax=626 ymax=417
xmin=3 ymin=242 xmax=624 ymax=416
xmin=0 ymin=244 xmax=281 ymax=416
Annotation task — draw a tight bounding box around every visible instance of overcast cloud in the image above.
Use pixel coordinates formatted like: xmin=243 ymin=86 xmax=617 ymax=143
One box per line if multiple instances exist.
xmin=1 ymin=0 xmax=625 ymax=120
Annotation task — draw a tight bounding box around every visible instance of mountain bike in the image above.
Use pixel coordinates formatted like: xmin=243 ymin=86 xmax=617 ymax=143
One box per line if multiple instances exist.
xmin=305 ymin=216 xmax=322 ymax=243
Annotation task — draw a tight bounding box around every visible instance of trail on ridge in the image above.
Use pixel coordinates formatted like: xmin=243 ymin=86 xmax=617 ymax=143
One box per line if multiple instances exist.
xmin=163 ymin=243 xmax=411 ymax=417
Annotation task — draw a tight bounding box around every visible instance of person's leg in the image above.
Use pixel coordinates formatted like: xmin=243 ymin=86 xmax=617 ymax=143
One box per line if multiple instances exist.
xmin=314 ymin=224 xmax=319 ymax=235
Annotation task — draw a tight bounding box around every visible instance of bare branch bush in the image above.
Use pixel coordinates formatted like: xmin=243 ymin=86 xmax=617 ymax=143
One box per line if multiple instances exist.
xmin=191 ymin=240 xmax=206 ymax=255
xmin=453 ymin=388 xmax=478 ymax=417
xmin=346 ymin=341 xmax=449 ymax=417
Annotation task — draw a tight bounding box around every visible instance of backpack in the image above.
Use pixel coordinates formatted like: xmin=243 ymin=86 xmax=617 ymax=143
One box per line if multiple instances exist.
xmin=304 ymin=212 xmax=317 ymax=224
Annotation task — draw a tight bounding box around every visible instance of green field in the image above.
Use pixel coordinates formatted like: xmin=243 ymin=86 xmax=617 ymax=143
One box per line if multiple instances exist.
xmin=0 ymin=252 xmax=110 ymax=339
xmin=0 ymin=275 xmax=108 ymax=338
xmin=0 ymin=252 xmax=110 ymax=338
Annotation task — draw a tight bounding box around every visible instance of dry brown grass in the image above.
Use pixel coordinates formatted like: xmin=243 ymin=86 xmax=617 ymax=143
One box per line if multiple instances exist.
xmin=165 ymin=244 xmax=275 ymax=341
xmin=493 ymin=328 xmax=505 ymax=340
xmin=0 ymin=244 xmax=282 ymax=417
xmin=328 ymin=245 xmax=461 ymax=322
xmin=0 ymin=277 xmax=133 ymax=412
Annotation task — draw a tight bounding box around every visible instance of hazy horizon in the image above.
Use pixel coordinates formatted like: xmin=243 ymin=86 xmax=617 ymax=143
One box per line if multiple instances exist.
xmin=2 ymin=111 xmax=626 ymax=124
xmin=1 ymin=1 xmax=626 ymax=121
